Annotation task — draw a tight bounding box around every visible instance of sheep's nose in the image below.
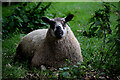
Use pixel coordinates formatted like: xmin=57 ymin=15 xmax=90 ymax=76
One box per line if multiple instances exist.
xmin=56 ymin=26 xmax=63 ymax=34
xmin=55 ymin=26 xmax=63 ymax=39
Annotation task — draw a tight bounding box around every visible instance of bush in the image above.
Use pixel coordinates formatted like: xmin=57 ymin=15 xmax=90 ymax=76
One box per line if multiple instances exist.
xmin=83 ymin=2 xmax=120 ymax=79
xmin=2 ymin=2 xmax=51 ymax=38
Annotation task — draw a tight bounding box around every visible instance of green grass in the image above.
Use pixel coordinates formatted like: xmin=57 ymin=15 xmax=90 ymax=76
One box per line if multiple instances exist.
xmin=2 ymin=33 xmax=28 ymax=78
xmin=2 ymin=2 xmax=119 ymax=79
xmin=2 ymin=3 xmax=22 ymax=19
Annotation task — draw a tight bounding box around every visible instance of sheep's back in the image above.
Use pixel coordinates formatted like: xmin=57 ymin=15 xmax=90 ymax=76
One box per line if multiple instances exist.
xmin=17 ymin=29 xmax=48 ymax=59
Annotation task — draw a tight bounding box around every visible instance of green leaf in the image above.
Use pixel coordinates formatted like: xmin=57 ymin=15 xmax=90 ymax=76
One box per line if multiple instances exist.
xmin=107 ymin=39 xmax=114 ymax=43
xmin=14 ymin=16 xmax=23 ymax=23
xmin=63 ymin=67 xmax=69 ymax=70
xmin=95 ymin=21 xmax=101 ymax=27
xmin=23 ymin=15 xmax=29 ymax=23
xmin=92 ymin=27 xmax=98 ymax=31
xmin=9 ymin=22 xmax=14 ymax=27
xmin=19 ymin=23 xmax=22 ymax=27
xmin=77 ymin=62 xmax=81 ymax=65
xmin=73 ymin=65 xmax=78 ymax=68
xmin=59 ymin=68 xmax=63 ymax=71
xmin=62 ymin=72 xmax=70 ymax=78
xmin=100 ymin=72 xmax=105 ymax=75
xmin=81 ymin=65 xmax=86 ymax=69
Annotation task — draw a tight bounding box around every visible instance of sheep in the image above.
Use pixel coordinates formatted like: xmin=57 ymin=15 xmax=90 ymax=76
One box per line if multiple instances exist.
xmin=14 ymin=14 xmax=83 ymax=68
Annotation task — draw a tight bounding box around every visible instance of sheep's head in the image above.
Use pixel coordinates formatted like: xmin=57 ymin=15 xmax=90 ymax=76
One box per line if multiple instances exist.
xmin=41 ymin=14 xmax=74 ymax=39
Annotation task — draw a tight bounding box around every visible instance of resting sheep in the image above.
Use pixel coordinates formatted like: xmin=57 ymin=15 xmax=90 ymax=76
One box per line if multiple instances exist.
xmin=14 ymin=14 xmax=83 ymax=68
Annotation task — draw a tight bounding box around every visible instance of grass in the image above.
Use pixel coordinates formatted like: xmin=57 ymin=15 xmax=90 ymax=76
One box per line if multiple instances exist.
xmin=2 ymin=2 xmax=119 ymax=79
xmin=2 ymin=34 xmax=27 ymax=78
xmin=2 ymin=3 xmax=22 ymax=19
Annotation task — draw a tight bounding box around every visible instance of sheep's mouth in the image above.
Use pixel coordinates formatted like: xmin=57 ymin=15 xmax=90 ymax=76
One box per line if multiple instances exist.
xmin=56 ymin=35 xmax=62 ymax=39
xmin=55 ymin=33 xmax=63 ymax=39
xmin=55 ymin=30 xmax=63 ymax=39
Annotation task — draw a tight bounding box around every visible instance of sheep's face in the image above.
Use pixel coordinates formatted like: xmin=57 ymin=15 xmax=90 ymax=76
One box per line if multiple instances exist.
xmin=49 ymin=18 xmax=67 ymax=39
xmin=41 ymin=14 xmax=74 ymax=39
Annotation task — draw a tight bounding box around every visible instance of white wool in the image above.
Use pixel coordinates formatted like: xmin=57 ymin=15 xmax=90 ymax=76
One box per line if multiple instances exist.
xmin=15 ymin=25 xmax=83 ymax=68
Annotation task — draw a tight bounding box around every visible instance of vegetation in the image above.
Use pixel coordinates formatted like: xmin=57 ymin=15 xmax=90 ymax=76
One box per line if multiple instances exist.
xmin=2 ymin=2 xmax=51 ymax=38
xmin=2 ymin=2 xmax=120 ymax=79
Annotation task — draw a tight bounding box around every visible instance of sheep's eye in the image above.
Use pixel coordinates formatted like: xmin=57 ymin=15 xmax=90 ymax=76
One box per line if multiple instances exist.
xmin=62 ymin=23 xmax=66 ymax=29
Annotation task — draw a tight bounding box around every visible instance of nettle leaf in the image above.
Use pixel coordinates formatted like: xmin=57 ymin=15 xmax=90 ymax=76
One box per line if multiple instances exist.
xmin=35 ymin=21 xmax=39 ymax=23
xmin=89 ymin=17 xmax=95 ymax=23
xmin=117 ymin=18 xmax=120 ymax=22
xmin=9 ymin=22 xmax=15 ymax=27
xmin=85 ymin=2 xmax=114 ymax=38
xmin=92 ymin=27 xmax=98 ymax=31
xmin=95 ymin=21 xmax=101 ymax=27
xmin=73 ymin=69 xmax=79 ymax=74
xmin=107 ymin=39 xmax=114 ymax=43
xmin=73 ymin=65 xmax=78 ymax=68
xmin=14 ymin=16 xmax=23 ymax=23
xmin=115 ymin=24 xmax=120 ymax=29
xmin=89 ymin=22 xmax=95 ymax=29
xmin=23 ymin=15 xmax=29 ymax=23
xmin=97 ymin=29 xmax=104 ymax=37
xmin=100 ymin=72 xmax=105 ymax=75
xmin=62 ymin=72 xmax=70 ymax=78
xmin=19 ymin=23 xmax=23 ymax=27
xmin=59 ymin=68 xmax=63 ymax=71
xmin=63 ymin=67 xmax=70 ymax=70
xmin=81 ymin=65 xmax=86 ymax=69
xmin=16 ymin=7 xmax=21 ymax=11
xmin=117 ymin=39 xmax=120 ymax=42
xmin=77 ymin=62 xmax=82 ymax=65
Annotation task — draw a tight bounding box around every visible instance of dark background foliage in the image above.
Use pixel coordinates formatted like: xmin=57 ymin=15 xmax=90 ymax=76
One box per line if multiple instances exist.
xmin=83 ymin=2 xmax=120 ymax=77
xmin=2 ymin=2 xmax=51 ymax=38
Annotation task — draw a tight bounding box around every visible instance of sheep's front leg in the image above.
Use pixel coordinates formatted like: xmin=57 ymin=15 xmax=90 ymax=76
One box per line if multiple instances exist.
xmin=31 ymin=53 xmax=40 ymax=67
xmin=31 ymin=53 xmax=46 ymax=70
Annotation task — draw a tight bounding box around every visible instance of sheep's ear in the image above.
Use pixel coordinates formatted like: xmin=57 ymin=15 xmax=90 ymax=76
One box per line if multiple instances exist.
xmin=65 ymin=14 xmax=74 ymax=22
xmin=41 ymin=17 xmax=50 ymax=24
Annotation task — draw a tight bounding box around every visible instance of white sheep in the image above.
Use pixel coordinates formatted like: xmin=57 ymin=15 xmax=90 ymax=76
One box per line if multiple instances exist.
xmin=14 ymin=14 xmax=83 ymax=68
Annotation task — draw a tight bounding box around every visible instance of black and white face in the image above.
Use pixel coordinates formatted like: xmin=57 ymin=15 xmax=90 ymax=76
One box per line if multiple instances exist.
xmin=49 ymin=18 xmax=67 ymax=39
xmin=41 ymin=14 xmax=74 ymax=39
